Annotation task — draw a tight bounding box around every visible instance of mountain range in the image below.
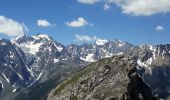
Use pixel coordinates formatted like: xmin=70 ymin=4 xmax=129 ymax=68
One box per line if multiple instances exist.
xmin=0 ymin=34 xmax=134 ymax=100
xmin=48 ymin=44 xmax=170 ymax=100
xmin=0 ymin=34 xmax=170 ymax=100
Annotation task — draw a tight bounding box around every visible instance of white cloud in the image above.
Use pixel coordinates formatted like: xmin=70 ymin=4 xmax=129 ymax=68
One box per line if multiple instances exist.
xmin=79 ymin=0 xmax=170 ymax=16
xmin=0 ymin=16 xmax=27 ymax=37
xmin=78 ymin=0 xmax=100 ymax=4
xmin=155 ymin=25 xmax=164 ymax=32
xmin=37 ymin=19 xmax=51 ymax=27
xmin=66 ymin=17 xmax=89 ymax=27
xmin=75 ymin=34 xmax=93 ymax=42
xmin=95 ymin=38 xmax=108 ymax=45
xmin=75 ymin=34 xmax=107 ymax=43
xmin=108 ymin=0 xmax=170 ymax=16
xmin=104 ymin=4 xmax=110 ymax=10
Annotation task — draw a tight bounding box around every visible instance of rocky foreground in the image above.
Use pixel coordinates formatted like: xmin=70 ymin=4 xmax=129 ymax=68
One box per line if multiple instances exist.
xmin=48 ymin=45 xmax=170 ymax=100
xmin=47 ymin=55 xmax=157 ymax=100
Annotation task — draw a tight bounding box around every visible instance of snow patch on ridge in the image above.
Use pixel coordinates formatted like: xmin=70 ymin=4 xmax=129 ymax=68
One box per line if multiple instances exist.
xmin=116 ymin=52 xmax=123 ymax=55
xmin=137 ymin=59 xmax=152 ymax=75
xmin=0 ymin=42 xmax=6 ymax=46
xmin=53 ymin=42 xmax=63 ymax=52
xmin=32 ymin=36 xmax=40 ymax=40
xmin=53 ymin=58 xmax=59 ymax=63
xmin=56 ymin=46 xmax=63 ymax=52
xmin=37 ymin=34 xmax=51 ymax=41
xmin=0 ymin=81 xmax=3 ymax=89
xmin=12 ymin=89 xmax=16 ymax=93
xmin=149 ymin=45 xmax=157 ymax=60
xmin=36 ymin=71 xmax=43 ymax=81
xmin=118 ymin=43 xmax=124 ymax=47
xmin=2 ymin=73 xmax=10 ymax=83
xmin=100 ymin=48 xmax=113 ymax=58
xmin=146 ymin=57 xmax=153 ymax=65
xmin=17 ymin=73 xmax=24 ymax=80
xmin=117 ymin=40 xmax=126 ymax=47
xmin=25 ymin=65 xmax=34 ymax=78
xmin=80 ymin=54 xmax=96 ymax=62
xmin=12 ymin=83 xmax=18 ymax=93
xmin=28 ymin=71 xmax=43 ymax=87
xmin=19 ymin=42 xmax=43 ymax=55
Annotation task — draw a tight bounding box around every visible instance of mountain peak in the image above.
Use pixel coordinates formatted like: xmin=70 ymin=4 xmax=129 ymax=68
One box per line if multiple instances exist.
xmin=32 ymin=34 xmax=51 ymax=41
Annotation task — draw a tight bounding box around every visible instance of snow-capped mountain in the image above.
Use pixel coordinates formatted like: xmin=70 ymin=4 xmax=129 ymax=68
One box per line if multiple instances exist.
xmin=0 ymin=34 xmax=170 ymax=99
xmin=0 ymin=34 xmax=134 ymax=99
xmin=0 ymin=34 xmax=69 ymax=99
xmin=133 ymin=44 xmax=170 ymax=99
xmin=67 ymin=39 xmax=134 ymax=62
xmin=0 ymin=39 xmax=35 ymax=98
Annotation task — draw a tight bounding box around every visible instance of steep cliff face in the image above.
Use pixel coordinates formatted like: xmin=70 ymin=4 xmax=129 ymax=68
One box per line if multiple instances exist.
xmin=47 ymin=55 xmax=157 ymax=100
xmin=0 ymin=39 xmax=35 ymax=99
xmin=124 ymin=68 xmax=157 ymax=100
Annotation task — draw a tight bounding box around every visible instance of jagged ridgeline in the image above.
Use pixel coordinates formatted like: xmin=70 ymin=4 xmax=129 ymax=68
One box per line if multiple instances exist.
xmin=0 ymin=34 xmax=134 ymax=100
xmin=47 ymin=55 xmax=157 ymax=100
xmin=0 ymin=34 xmax=170 ymax=100
xmin=48 ymin=44 xmax=170 ymax=100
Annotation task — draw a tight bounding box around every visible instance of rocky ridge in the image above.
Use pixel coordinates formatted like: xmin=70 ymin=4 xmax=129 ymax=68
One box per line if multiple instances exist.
xmin=47 ymin=44 xmax=170 ymax=100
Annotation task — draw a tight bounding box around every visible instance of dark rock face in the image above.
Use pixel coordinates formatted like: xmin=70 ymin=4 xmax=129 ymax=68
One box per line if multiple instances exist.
xmin=132 ymin=45 xmax=170 ymax=99
xmin=0 ymin=39 xmax=33 ymax=87
xmin=0 ymin=83 xmax=2 ymax=94
xmin=123 ymin=68 xmax=156 ymax=100
xmin=0 ymin=39 xmax=36 ymax=100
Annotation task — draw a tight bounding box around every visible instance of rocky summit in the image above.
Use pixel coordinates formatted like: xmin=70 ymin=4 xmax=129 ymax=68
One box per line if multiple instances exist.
xmin=47 ymin=44 xmax=170 ymax=100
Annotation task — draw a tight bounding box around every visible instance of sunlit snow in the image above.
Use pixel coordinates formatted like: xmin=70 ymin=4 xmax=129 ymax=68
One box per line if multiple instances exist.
xmin=53 ymin=58 xmax=59 ymax=63
xmin=2 ymin=73 xmax=10 ymax=83
xmin=137 ymin=59 xmax=152 ymax=75
xmin=80 ymin=53 xmax=96 ymax=62
xmin=19 ymin=42 xmax=42 ymax=55
xmin=0 ymin=81 xmax=3 ymax=89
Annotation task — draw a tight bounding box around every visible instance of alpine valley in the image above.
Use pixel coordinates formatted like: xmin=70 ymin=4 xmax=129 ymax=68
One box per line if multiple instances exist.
xmin=0 ymin=34 xmax=170 ymax=100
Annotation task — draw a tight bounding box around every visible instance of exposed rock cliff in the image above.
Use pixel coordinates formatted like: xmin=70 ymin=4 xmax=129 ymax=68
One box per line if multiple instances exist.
xmin=47 ymin=54 xmax=158 ymax=100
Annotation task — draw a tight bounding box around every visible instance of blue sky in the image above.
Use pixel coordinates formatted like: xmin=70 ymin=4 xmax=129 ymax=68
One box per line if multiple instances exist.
xmin=0 ymin=0 xmax=170 ymax=45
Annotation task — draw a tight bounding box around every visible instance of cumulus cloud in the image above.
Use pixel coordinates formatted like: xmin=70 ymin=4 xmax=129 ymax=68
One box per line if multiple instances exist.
xmin=0 ymin=16 xmax=27 ymax=37
xmin=75 ymin=34 xmax=106 ymax=43
xmin=75 ymin=34 xmax=93 ymax=42
xmin=155 ymin=25 xmax=164 ymax=32
xmin=66 ymin=17 xmax=89 ymax=27
xmin=78 ymin=0 xmax=100 ymax=4
xmin=104 ymin=3 xmax=111 ymax=10
xmin=37 ymin=19 xmax=52 ymax=27
xmin=79 ymin=0 xmax=170 ymax=16
xmin=107 ymin=0 xmax=170 ymax=16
